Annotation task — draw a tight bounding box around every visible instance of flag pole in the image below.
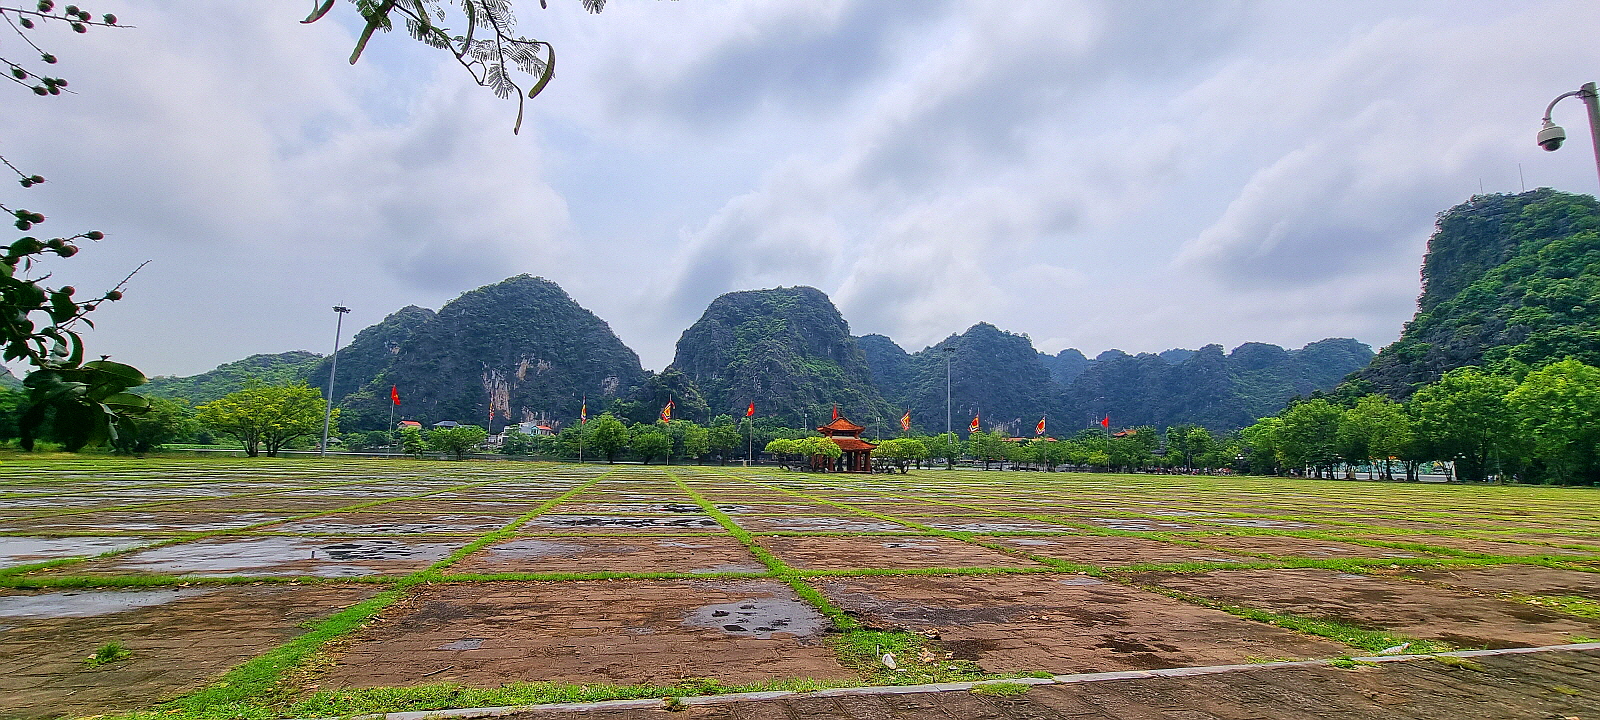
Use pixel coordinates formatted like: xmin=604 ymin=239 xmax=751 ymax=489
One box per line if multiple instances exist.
xmin=387 ymin=396 xmax=396 ymax=459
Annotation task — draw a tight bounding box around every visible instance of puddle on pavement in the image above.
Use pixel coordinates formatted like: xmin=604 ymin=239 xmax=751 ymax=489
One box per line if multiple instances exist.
xmin=434 ymin=638 xmax=485 ymax=650
xmin=882 ymin=542 xmax=941 ymax=550
xmin=528 ymin=515 xmax=721 ymax=529
xmin=1006 ymin=538 xmax=1057 ymax=546
xmin=0 ymin=587 xmax=213 ymax=618
xmin=0 ymin=536 xmax=157 ymax=567
xmin=103 ymin=537 xmax=455 ymax=576
xmin=275 ymin=515 xmax=511 ymax=534
xmin=656 ymin=503 xmax=746 ymax=514
xmin=11 ymin=513 xmax=291 ymax=532
xmin=683 ymin=597 xmax=827 ymax=638
xmin=657 ymin=541 xmax=715 ymax=549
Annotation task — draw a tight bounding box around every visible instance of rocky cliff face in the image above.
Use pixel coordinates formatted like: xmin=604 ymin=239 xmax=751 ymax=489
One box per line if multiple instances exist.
xmin=667 ymin=286 xmax=895 ymax=428
xmin=1356 ymin=189 xmax=1600 ymax=396
xmin=365 ymin=275 xmax=644 ymax=429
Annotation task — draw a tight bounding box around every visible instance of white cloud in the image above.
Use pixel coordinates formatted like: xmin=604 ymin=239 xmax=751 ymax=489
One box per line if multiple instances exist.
xmin=4 ymin=0 xmax=1599 ymax=377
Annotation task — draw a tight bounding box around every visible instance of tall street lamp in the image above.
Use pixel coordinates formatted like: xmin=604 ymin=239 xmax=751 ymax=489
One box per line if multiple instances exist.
xmin=943 ymin=344 xmax=956 ymax=438
xmin=1538 ymin=81 xmax=1600 ymax=188
xmin=320 ymin=305 xmax=351 ymax=457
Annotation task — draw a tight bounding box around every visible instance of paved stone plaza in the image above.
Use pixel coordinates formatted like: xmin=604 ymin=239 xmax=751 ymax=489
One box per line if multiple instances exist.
xmin=3 ymin=457 xmax=1600 ymax=717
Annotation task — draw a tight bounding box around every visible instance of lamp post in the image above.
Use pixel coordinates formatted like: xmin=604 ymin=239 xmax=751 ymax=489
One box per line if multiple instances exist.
xmin=320 ymin=305 xmax=351 ymax=457
xmin=943 ymin=345 xmax=956 ymax=438
xmin=1537 ymin=81 xmax=1600 ymax=188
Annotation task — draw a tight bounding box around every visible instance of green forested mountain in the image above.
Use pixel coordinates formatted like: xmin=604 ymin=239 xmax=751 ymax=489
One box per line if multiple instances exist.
xmin=1357 ymin=189 xmax=1600 ymax=395
xmin=1057 ymin=339 xmax=1373 ymax=432
xmin=306 ymin=305 xmax=436 ymax=408
xmin=347 ymin=275 xmax=645 ymax=430
xmin=142 ymin=351 xmax=322 ymax=404
xmin=1037 ymin=348 xmax=1090 ymax=385
xmin=0 ymin=366 xmax=19 ymax=390
xmin=862 ymin=328 xmax=1372 ymax=434
xmin=870 ymin=323 xmax=1056 ymax=436
xmin=153 ymin=278 xmax=1371 ymax=436
xmin=666 ymin=286 xmax=896 ymax=428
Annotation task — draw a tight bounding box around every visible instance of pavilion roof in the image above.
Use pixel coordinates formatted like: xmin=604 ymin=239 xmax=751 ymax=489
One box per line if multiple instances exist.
xmin=829 ymin=437 xmax=877 ymax=452
xmin=819 ymin=417 xmax=865 ymax=433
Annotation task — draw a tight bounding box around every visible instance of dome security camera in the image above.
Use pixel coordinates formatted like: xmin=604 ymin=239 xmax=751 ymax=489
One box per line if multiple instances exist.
xmin=1538 ymin=122 xmax=1566 ymax=152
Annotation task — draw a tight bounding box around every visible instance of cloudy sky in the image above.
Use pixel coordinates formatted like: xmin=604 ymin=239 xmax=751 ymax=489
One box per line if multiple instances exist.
xmin=5 ymin=1 xmax=1599 ymax=377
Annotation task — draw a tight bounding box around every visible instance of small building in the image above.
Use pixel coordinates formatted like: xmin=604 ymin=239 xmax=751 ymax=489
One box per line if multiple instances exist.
xmin=818 ymin=417 xmax=877 ymax=473
xmin=397 ymin=420 xmax=422 ymax=430
xmin=433 ymin=421 xmax=460 ymax=429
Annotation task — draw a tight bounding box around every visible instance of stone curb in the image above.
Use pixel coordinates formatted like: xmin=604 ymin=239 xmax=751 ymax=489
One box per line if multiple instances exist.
xmin=304 ymin=641 xmax=1600 ymax=720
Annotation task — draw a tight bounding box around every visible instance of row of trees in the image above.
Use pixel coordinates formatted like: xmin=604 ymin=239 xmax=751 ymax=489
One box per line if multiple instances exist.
xmin=1241 ymin=359 xmax=1600 ymax=484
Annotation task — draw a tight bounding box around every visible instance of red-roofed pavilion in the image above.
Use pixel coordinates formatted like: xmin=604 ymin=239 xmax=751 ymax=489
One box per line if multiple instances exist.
xmin=818 ymin=416 xmax=876 ymax=473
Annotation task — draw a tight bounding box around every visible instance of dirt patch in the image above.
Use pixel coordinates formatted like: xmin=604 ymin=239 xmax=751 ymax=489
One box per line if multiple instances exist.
xmin=1191 ymin=534 xmax=1437 ymax=560
xmin=759 ymin=535 xmax=1042 ymax=570
xmin=317 ymin=580 xmax=852 ymax=688
xmin=1140 ymin=567 xmax=1600 ymax=649
xmin=817 ymin=574 xmax=1342 ymax=674
xmin=981 ymin=534 xmax=1250 ymax=567
xmin=48 ymin=536 xmax=465 ymax=577
xmin=0 ymin=584 xmax=376 ymax=718
xmin=452 ymin=536 xmax=765 ymax=575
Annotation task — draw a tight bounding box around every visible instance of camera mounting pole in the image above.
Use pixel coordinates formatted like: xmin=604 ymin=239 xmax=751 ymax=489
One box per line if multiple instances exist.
xmin=1539 ymin=81 xmax=1600 ymax=189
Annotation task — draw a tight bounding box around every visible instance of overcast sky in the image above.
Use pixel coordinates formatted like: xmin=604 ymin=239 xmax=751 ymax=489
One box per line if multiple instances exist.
xmin=5 ymin=1 xmax=1599 ymax=377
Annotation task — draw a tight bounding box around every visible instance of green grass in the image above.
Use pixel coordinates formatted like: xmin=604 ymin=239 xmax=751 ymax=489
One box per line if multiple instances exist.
xmin=1510 ymin=593 xmax=1600 ymax=618
xmin=85 ymin=641 xmax=133 ymax=668
xmin=969 ymin=681 xmax=1032 ymax=697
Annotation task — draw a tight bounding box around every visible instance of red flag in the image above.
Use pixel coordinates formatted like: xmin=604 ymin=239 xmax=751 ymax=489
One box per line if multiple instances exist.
xmin=390 ymin=386 xmax=400 ymax=406
xmin=900 ymin=411 xmax=911 ymax=432
xmin=1100 ymin=415 xmax=1110 ymax=429
xmin=969 ymin=414 xmax=980 ymax=433
xmin=746 ymin=401 xmax=755 ymax=418
xmin=1036 ymin=417 xmax=1046 ymax=435
xmin=832 ymin=405 xmax=839 ymax=421
xmin=660 ymin=399 xmax=674 ymax=423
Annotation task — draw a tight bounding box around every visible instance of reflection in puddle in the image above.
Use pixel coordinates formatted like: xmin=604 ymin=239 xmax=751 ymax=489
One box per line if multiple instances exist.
xmin=0 ymin=536 xmax=156 ymax=567
xmin=104 ymin=537 xmax=455 ymax=576
xmin=528 ymin=515 xmax=720 ymax=529
xmin=0 ymin=587 xmax=213 ymax=618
